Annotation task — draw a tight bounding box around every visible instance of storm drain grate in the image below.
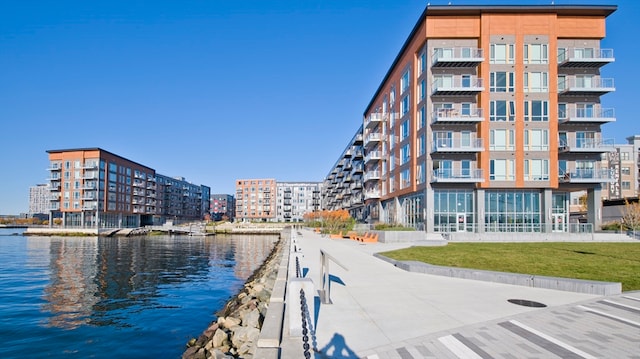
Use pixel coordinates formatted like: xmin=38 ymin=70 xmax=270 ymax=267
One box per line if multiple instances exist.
xmin=508 ymin=299 xmax=547 ymax=308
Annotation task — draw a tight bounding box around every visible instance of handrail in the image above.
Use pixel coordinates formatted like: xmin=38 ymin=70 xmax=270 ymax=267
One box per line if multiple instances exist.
xmin=320 ymin=250 xmax=348 ymax=304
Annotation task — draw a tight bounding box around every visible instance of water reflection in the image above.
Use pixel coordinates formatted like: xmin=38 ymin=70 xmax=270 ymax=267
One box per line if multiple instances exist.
xmin=34 ymin=234 xmax=276 ymax=336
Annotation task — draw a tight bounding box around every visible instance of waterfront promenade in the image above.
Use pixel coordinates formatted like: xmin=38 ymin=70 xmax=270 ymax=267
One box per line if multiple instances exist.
xmin=275 ymin=228 xmax=639 ymax=358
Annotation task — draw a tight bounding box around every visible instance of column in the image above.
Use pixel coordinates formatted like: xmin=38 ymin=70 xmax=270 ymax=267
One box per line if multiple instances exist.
xmin=586 ymin=186 xmax=602 ymax=231
xmin=476 ymin=188 xmax=485 ymax=233
xmin=542 ymin=189 xmax=553 ymax=233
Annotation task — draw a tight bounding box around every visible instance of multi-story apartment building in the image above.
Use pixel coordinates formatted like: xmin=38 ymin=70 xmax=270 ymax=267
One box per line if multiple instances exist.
xmin=326 ymin=4 xmax=618 ymax=233
xmin=29 ymin=183 xmax=50 ymax=217
xmin=235 ymin=179 xmax=276 ymax=222
xmin=46 ymin=148 xmax=210 ymax=228
xmin=275 ymin=182 xmax=322 ymax=222
xmin=322 ymin=127 xmax=367 ymax=221
xmin=210 ymin=194 xmax=235 ymax=221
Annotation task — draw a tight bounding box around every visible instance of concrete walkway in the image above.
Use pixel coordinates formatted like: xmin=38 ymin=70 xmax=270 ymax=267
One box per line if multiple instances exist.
xmin=278 ymin=228 xmax=640 ymax=359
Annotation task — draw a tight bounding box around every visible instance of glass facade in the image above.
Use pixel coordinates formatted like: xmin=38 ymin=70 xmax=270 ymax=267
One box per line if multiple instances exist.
xmin=434 ymin=189 xmax=474 ymax=232
xmin=484 ymin=190 xmax=541 ymax=232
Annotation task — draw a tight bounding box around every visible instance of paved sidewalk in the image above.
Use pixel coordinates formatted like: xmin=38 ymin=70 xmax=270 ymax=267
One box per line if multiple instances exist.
xmin=279 ymin=228 xmax=640 ymax=358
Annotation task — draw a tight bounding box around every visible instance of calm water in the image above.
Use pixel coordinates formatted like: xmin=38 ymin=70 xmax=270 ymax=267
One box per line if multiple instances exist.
xmin=0 ymin=228 xmax=278 ymax=358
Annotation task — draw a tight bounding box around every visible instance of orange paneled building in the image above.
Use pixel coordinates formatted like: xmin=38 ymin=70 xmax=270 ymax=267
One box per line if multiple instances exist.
xmin=332 ymin=5 xmax=617 ymax=233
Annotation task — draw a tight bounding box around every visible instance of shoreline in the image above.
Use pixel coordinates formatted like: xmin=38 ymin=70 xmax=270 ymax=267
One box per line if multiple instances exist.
xmin=182 ymin=228 xmax=289 ymax=359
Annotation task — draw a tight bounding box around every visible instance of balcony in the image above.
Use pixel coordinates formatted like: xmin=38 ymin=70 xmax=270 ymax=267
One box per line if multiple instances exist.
xmin=364 ymin=151 xmax=382 ymax=163
xmin=364 ymin=171 xmax=381 ymax=182
xmin=558 ymin=48 xmax=614 ymax=68
xmin=364 ymin=189 xmax=381 ymax=199
xmin=354 ymin=133 xmax=364 ymax=145
xmin=559 ymin=138 xmax=615 ymax=153
xmin=364 ymin=132 xmax=382 ymax=148
xmin=558 ymin=107 xmax=615 ymax=124
xmin=432 ymin=47 xmax=484 ymax=68
xmin=432 ymin=107 xmax=483 ymax=124
xmin=558 ymin=77 xmax=615 ymax=96
xmin=432 ymin=137 xmax=483 ymax=153
xmin=559 ymin=168 xmax=614 ymax=184
xmin=47 ymin=165 xmax=62 ymax=171
xmin=365 ymin=112 xmax=383 ymax=129
xmin=432 ymin=76 xmax=484 ymax=96
xmin=49 ymin=194 xmax=60 ymax=201
xmin=431 ymin=169 xmax=484 ymax=183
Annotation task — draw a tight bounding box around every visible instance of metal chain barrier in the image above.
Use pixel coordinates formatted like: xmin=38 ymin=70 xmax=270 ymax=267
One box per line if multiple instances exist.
xmin=295 ymin=256 xmax=301 ymax=278
xmin=299 ymin=288 xmax=312 ymax=359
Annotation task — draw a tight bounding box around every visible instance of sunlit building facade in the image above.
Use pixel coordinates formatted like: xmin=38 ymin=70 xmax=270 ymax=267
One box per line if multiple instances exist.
xmin=46 ymin=148 xmax=210 ymax=228
xmin=325 ymin=5 xmax=618 ymax=233
xmin=275 ymin=182 xmax=322 ymax=222
xmin=235 ymin=178 xmax=277 ymax=222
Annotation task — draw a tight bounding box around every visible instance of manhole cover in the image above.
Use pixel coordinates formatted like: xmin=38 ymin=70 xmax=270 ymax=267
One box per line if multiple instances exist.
xmin=508 ymin=299 xmax=547 ymax=308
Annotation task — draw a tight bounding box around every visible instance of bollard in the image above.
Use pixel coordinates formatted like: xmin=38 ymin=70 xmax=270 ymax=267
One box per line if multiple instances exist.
xmin=288 ymin=277 xmax=315 ymax=337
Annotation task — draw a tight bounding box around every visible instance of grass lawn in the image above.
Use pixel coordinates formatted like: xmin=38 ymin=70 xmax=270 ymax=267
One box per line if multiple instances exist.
xmin=380 ymin=242 xmax=640 ymax=292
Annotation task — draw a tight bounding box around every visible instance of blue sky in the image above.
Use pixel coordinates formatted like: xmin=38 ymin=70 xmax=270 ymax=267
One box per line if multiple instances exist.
xmin=0 ymin=0 xmax=635 ymax=214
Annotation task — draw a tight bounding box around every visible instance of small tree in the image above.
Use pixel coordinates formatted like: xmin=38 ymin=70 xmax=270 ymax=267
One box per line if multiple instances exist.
xmin=621 ymin=199 xmax=640 ymax=231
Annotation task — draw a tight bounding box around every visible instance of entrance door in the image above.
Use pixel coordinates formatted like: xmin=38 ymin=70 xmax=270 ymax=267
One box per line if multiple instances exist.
xmin=552 ymin=213 xmax=565 ymax=232
xmin=456 ymin=213 xmax=467 ymax=232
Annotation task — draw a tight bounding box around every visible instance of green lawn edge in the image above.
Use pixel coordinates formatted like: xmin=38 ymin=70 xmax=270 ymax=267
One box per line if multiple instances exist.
xmin=380 ymin=242 xmax=640 ymax=292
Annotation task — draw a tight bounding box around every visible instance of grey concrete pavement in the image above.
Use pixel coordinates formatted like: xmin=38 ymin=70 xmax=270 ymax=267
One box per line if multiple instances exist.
xmin=278 ymin=228 xmax=639 ymax=359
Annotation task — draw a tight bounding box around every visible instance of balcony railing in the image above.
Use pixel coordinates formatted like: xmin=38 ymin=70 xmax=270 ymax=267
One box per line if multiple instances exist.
xmin=559 ymin=138 xmax=615 ymax=153
xmin=365 ymin=112 xmax=383 ymax=129
xmin=432 ymin=76 xmax=484 ymax=96
xmin=364 ymin=189 xmax=381 ymax=199
xmin=559 ymin=168 xmax=614 ymax=183
xmin=364 ymin=151 xmax=382 ymax=163
xmin=558 ymin=48 xmax=614 ymax=68
xmin=432 ymin=138 xmax=483 ymax=153
xmin=364 ymin=132 xmax=382 ymax=148
xmin=558 ymin=107 xmax=615 ymax=124
xmin=432 ymin=47 xmax=484 ymax=67
xmin=364 ymin=171 xmax=381 ymax=182
xmin=432 ymin=107 xmax=483 ymax=124
xmin=558 ymin=77 xmax=615 ymax=96
xmin=431 ymin=169 xmax=484 ymax=183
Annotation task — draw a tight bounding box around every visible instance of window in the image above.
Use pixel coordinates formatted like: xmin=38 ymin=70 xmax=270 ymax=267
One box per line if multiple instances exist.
xmin=419 ymin=51 xmax=426 ymax=75
xmin=524 ymin=43 xmax=548 ymax=64
xmin=401 ymin=69 xmax=410 ymax=94
xmin=524 ymin=100 xmax=549 ymax=121
xmin=523 ymin=72 xmax=548 ymax=92
xmin=622 ymin=181 xmax=631 ymax=190
xmin=621 ymin=167 xmax=631 ymax=175
xmin=401 ymin=144 xmax=410 ymax=165
xmin=490 ymin=159 xmax=515 ymax=180
xmin=433 ymin=75 xmax=453 ymax=89
xmin=461 ymin=103 xmax=472 ymax=116
xmin=434 ymin=131 xmax=452 ymax=148
xmin=433 ymin=160 xmax=452 ymax=178
xmin=524 ymin=159 xmax=549 ymax=180
xmin=417 ymin=106 xmax=425 ymax=130
xmin=576 ymin=103 xmax=595 ymax=118
xmin=490 ymin=72 xmax=515 ymax=92
xmin=400 ymin=169 xmax=410 ymax=189
xmin=401 ymin=95 xmax=409 ymax=117
xmin=417 ymin=134 xmax=425 ymax=156
xmin=400 ymin=120 xmax=409 ymax=141
xmin=558 ymin=103 xmax=567 ymax=120
xmin=490 ymin=129 xmax=515 ymax=150
xmin=416 ymin=163 xmax=425 ymax=184
xmin=490 ymin=43 xmax=515 ymax=64
xmin=490 ymin=100 xmax=515 ymax=121
xmin=524 ymin=129 xmax=549 ymax=151
xmin=621 ymin=152 xmax=630 ymax=160
xmin=418 ymin=79 xmax=425 ymax=102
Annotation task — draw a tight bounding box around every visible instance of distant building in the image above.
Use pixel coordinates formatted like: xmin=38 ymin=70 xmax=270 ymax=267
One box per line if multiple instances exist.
xmin=275 ymin=182 xmax=322 ymax=222
xmin=210 ymin=194 xmax=235 ymax=221
xmin=235 ymin=179 xmax=276 ymax=222
xmin=29 ymin=183 xmax=50 ymax=217
xmin=46 ymin=148 xmax=210 ymax=228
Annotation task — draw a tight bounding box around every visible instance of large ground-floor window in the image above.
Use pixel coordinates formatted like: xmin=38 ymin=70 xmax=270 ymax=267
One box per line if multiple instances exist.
xmin=434 ymin=189 xmax=474 ymax=232
xmin=400 ymin=194 xmax=425 ymax=230
xmin=484 ymin=190 xmax=541 ymax=232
